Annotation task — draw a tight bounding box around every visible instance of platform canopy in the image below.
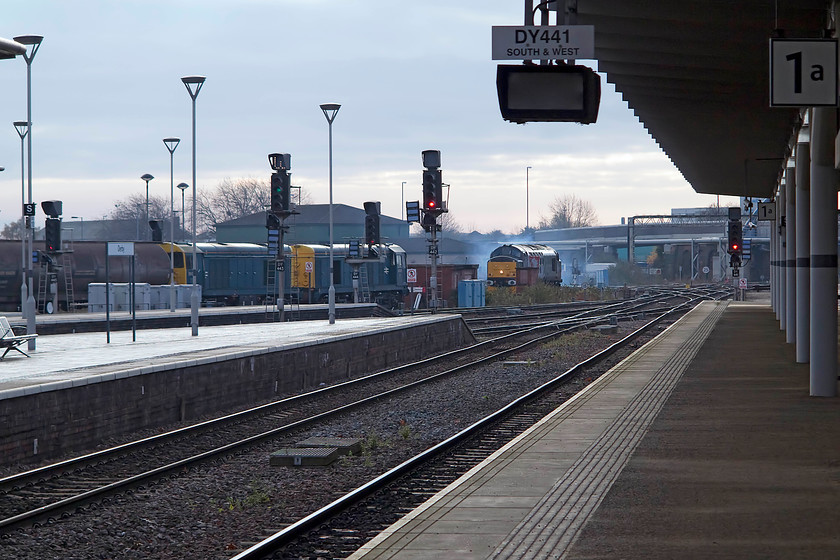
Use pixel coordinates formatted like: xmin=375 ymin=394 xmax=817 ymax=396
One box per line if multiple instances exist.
xmin=575 ymin=0 xmax=828 ymax=199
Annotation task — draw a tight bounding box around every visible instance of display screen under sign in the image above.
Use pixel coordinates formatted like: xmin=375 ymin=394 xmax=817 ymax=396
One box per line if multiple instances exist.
xmin=507 ymin=72 xmax=584 ymax=110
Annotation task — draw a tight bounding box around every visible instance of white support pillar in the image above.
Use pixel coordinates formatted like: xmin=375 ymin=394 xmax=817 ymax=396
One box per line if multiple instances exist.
xmin=808 ymin=107 xmax=837 ymax=397
xmin=795 ymin=138 xmax=810 ymax=363
xmin=777 ymin=184 xmax=786 ymax=329
xmin=785 ymin=165 xmax=796 ymax=344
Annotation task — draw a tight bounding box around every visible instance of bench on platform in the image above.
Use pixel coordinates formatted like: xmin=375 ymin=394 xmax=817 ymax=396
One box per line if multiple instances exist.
xmin=0 ymin=316 xmax=37 ymax=360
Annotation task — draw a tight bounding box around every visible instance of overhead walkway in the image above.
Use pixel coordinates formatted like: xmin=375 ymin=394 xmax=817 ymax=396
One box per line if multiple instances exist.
xmin=350 ymin=296 xmax=840 ymax=559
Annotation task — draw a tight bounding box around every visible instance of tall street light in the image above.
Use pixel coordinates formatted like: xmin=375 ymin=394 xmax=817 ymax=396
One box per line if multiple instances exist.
xmin=526 ymin=166 xmax=532 ymax=230
xmin=163 ymin=138 xmax=180 ymax=312
xmin=14 ymin=121 xmax=29 ymax=319
xmin=15 ymin=34 xmax=42 ymax=346
xmin=141 ymin=173 xmax=154 ymax=241
xmin=401 ymin=181 xmax=406 ymax=221
xmin=182 ymin=75 xmax=205 ymax=336
xmin=320 ymin=102 xmax=340 ymax=325
xmin=177 ymin=182 xmax=189 ymax=242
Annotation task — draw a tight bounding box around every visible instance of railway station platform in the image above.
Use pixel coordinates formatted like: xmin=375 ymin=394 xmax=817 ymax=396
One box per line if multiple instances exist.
xmin=0 ymin=311 xmax=474 ymax=466
xmin=350 ymin=298 xmax=840 ymax=559
xmin=3 ymin=301 xmax=390 ymax=335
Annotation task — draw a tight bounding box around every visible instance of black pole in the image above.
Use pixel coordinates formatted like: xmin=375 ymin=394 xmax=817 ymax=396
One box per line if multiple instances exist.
xmin=131 ymin=254 xmax=136 ymax=341
xmin=278 ymin=225 xmax=285 ymax=322
xmin=105 ymin=248 xmax=110 ymax=344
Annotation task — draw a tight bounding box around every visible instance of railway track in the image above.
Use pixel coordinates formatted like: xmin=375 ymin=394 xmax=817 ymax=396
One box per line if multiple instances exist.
xmin=0 ymin=293 xmax=707 ymax=534
xmin=228 ymin=295 xmax=720 ymax=559
xmin=467 ymin=287 xmax=728 ymax=336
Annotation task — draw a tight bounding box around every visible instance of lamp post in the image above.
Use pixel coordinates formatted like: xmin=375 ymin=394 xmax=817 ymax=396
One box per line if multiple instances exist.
xmin=70 ymin=216 xmax=83 ymax=240
xmin=182 ymin=75 xmax=205 ymax=336
xmin=14 ymin=121 xmax=29 ymax=319
xmin=526 ymin=166 xmax=531 ymax=230
xmin=319 ymin=102 xmax=340 ymax=325
xmin=14 ymin=34 xmax=42 ymax=347
xmin=177 ymin=182 xmax=189 ymax=242
xmin=163 ymin=138 xmax=180 ymax=312
xmin=401 ymin=181 xmax=406 ymax=221
xmin=141 ymin=173 xmax=154 ymax=241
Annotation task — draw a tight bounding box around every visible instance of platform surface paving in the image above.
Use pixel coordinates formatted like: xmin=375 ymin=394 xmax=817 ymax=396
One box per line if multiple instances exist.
xmin=0 ymin=313 xmax=451 ymax=398
xmin=349 ymin=300 xmax=840 ymax=559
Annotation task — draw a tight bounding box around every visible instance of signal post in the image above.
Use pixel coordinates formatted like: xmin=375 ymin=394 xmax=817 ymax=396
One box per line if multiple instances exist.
xmin=40 ymin=200 xmax=64 ymax=316
xmin=267 ymin=153 xmax=296 ymax=321
xmin=346 ymin=202 xmax=382 ymax=304
xmin=420 ymin=150 xmax=446 ymax=311
xmin=726 ymin=206 xmax=743 ymax=299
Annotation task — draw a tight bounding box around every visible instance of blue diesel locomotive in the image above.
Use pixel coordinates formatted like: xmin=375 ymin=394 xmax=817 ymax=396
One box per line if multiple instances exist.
xmin=174 ymin=241 xmax=407 ymax=307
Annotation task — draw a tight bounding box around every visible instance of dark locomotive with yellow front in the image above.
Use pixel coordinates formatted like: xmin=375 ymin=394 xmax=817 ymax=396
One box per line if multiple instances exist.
xmin=486 ymin=243 xmax=562 ymax=290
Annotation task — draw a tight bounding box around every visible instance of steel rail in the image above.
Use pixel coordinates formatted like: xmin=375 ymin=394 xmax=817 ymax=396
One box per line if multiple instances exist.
xmin=230 ymin=297 xmax=704 ymax=559
xmin=0 ymin=296 xmax=687 ymax=531
xmin=0 ymin=294 xmax=668 ymax=493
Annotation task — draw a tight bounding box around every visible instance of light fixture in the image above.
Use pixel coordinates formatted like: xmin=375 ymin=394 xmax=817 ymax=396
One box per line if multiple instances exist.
xmin=181 ymin=75 xmax=206 ymax=336
xmin=319 ymin=102 xmax=341 ymax=325
xmin=163 ymin=138 xmax=180 ymax=312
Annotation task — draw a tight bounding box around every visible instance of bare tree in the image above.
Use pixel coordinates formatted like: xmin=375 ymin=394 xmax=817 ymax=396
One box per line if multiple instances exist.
xmin=105 ymin=193 xmax=175 ymax=240
xmin=292 ymin=185 xmax=314 ymax=206
xmin=196 ymin=177 xmax=271 ymax=236
xmin=0 ymin=217 xmax=24 ymax=240
xmin=436 ymin=211 xmax=464 ymax=237
xmin=110 ymin=193 xmax=171 ymax=221
xmin=537 ymin=194 xmax=598 ymax=229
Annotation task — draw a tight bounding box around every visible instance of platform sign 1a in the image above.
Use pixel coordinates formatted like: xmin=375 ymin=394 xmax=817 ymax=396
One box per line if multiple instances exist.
xmin=757 ymin=201 xmax=776 ymax=221
xmin=770 ymin=38 xmax=838 ymax=107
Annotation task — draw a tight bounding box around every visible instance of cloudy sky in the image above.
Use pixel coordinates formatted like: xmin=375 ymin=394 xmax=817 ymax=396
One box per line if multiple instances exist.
xmin=0 ymin=0 xmax=736 ymax=234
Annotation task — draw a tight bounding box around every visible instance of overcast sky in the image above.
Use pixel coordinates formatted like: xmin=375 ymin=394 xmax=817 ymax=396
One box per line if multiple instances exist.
xmin=0 ymin=0 xmax=737 ymax=234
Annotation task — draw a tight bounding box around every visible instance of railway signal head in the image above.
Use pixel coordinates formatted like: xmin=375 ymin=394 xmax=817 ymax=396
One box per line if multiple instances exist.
xmin=266 ymin=212 xmax=280 ymax=230
xmin=364 ymin=201 xmax=381 ymax=246
xmin=728 ymin=220 xmax=742 ymax=255
xmin=423 ymin=170 xmax=435 ymax=211
xmin=422 ymin=169 xmax=442 ymax=212
xmin=270 ymin=171 xmax=291 ymax=213
xmin=45 ymin=218 xmax=61 ymax=253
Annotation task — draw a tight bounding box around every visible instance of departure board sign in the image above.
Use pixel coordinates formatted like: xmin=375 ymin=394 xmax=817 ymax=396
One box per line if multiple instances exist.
xmin=492 ymin=25 xmax=594 ymax=60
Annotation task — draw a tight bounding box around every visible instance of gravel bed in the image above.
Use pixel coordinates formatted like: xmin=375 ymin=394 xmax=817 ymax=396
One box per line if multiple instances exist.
xmin=0 ymin=318 xmax=668 ymax=559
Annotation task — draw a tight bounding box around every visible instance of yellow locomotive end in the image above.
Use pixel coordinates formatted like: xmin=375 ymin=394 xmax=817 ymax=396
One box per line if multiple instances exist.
xmin=487 ymin=259 xmax=517 ymax=288
xmin=291 ymin=244 xmax=316 ymax=289
xmin=159 ymin=243 xmax=188 ymax=284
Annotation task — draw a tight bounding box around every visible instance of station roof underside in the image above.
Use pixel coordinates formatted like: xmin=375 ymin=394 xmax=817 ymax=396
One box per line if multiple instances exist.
xmin=577 ymin=0 xmax=828 ymax=200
